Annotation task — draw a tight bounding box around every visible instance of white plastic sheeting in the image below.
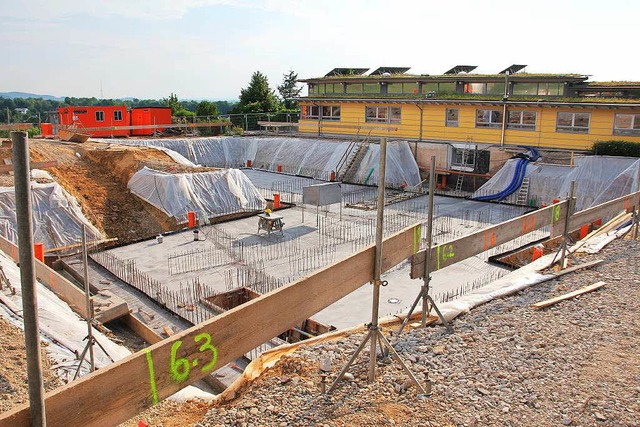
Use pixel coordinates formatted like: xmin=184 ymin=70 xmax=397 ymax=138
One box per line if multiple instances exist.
xmin=0 ymin=250 xmax=129 ymax=380
xmin=0 ymin=182 xmax=103 ymax=249
xmin=96 ymin=137 xmax=422 ymax=187
xmin=128 ymin=167 xmax=266 ymax=222
xmin=0 ymin=250 xmax=215 ymax=400
xmin=474 ymin=156 xmax=640 ymax=210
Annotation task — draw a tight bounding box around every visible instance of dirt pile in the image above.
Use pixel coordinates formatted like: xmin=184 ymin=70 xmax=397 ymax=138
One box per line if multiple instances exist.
xmin=27 ymin=139 xmax=187 ymax=244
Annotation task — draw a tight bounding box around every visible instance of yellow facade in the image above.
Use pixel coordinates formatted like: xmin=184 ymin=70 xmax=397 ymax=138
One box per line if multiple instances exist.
xmin=299 ymin=101 xmax=640 ymax=150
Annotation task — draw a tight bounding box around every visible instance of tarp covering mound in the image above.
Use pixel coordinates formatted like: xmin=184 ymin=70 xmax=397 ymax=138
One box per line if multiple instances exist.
xmin=128 ymin=167 xmax=266 ymax=222
xmin=97 ymin=137 xmax=421 ymax=187
xmin=473 ymin=156 xmax=640 ymax=210
xmin=0 ymin=182 xmax=103 ymax=249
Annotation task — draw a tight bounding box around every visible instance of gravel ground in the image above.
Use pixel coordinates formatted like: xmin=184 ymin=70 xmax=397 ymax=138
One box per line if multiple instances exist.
xmin=192 ymin=238 xmax=639 ymax=427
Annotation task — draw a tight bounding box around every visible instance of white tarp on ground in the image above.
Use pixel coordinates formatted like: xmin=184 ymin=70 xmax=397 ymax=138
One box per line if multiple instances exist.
xmin=0 ymin=181 xmax=103 ymax=249
xmin=0 ymin=250 xmax=215 ymax=400
xmin=473 ymin=156 xmax=640 ymax=210
xmin=95 ymin=137 xmax=421 ymax=187
xmin=0 ymin=250 xmax=129 ymax=380
xmin=128 ymin=167 xmax=266 ymax=222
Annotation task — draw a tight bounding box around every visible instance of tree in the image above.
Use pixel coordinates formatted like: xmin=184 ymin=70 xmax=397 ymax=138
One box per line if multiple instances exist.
xmin=277 ymin=70 xmax=303 ymax=110
xmin=162 ymin=93 xmax=181 ymax=115
xmin=236 ymin=71 xmax=280 ymax=113
xmin=196 ymin=100 xmax=218 ymax=118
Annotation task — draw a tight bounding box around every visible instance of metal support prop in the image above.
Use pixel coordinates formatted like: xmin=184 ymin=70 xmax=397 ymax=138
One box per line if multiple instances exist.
xmin=82 ymin=225 xmax=95 ymax=372
xmin=552 ymin=181 xmax=577 ymax=269
xmin=328 ymin=138 xmax=426 ymax=395
xmin=395 ymin=156 xmax=452 ymax=338
xmin=12 ymin=131 xmax=47 ymax=426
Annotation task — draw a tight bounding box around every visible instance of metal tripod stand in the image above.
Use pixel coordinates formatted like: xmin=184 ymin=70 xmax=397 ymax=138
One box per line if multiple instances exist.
xmin=327 ymin=138 xmax=427 ymax=395
xmin=73 ymin=225 xmax=113 ymax=379
xmin=396 ymin=156 xmax=452 ymax=339
xmin=549 ymin=182 xmax=577 ymax=270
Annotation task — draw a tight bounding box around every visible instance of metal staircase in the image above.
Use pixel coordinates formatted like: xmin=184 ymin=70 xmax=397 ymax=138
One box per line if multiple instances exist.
xmin=336 ymin=131 xmax=371 ymax=183
xmin=516 ymin=176 xmax=531 ymax=206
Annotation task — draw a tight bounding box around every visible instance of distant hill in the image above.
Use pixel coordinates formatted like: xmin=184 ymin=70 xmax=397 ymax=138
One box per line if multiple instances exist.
xmin=0 ymin=92 xmax=64 ymax=101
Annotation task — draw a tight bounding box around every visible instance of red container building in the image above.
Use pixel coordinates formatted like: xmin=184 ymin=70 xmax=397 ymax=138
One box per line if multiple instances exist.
xmin=130 ymin=107 xmax=172 ymax=136
xmin=58 ymin=106 xmax=130 ymax=137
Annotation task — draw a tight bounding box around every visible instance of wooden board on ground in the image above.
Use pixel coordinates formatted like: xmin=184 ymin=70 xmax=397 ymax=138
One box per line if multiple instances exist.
xmin=531 ymin=281 xmax=606 ymax=309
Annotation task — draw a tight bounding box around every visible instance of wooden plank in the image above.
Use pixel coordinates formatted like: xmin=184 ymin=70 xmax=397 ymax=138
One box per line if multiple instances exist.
xmin=0 ymin=235 xmax=88 ymax=318
xmin=0 ymin=161 xmax=57 ymax=173
xmin=565 ymin=191 xmax=640 ymax=236
xmin=531 ymin=281 xmax=606 ymax=309
xmin=549 ymin=259 xmax=604 ymax=278
xmin=0 ymin=224 xmax=420 ymax=427
xmin=44 ymin=238 xmax=118 ymax=254
xmin=411 ymin=201 xmax=568 ymax=278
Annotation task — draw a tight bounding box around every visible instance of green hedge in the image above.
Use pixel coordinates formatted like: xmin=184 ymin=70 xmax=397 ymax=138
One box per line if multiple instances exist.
xmin=591 ymin=140 xmax=640 ymax=157
xmin=0 ymin=127 xmax=41 ymax=138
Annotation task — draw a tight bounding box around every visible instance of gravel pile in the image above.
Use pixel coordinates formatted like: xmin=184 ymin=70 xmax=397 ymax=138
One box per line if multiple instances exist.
xmin=197 ymin=238 xmax=639 ymax=427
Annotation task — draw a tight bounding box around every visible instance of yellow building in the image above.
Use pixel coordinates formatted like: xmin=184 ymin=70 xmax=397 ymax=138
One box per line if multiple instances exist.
xmin=298 ymin=66 xmax=640 ymax=153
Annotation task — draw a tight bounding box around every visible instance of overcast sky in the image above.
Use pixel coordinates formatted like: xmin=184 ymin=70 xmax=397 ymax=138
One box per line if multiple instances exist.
xmin=0 ymin=0 xmax=637 ymax=100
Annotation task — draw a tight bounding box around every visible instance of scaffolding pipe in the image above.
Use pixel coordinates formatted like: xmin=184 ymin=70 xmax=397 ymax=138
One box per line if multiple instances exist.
xmin=12 ymin=131 xmax=47 ymax=426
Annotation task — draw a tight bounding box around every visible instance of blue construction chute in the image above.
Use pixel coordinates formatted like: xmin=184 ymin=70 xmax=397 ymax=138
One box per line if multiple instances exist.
xmin=473 ymin=147 xmax=540 ymax=202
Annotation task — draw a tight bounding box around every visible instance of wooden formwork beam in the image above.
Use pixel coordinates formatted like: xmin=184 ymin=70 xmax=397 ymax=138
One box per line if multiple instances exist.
xmin=0 ymin=224 xmax=421 ymax=427
xmin=411 ymin=190 xmax=640 ymax=278
xmin=411 ymin=201 xmax=569 ymax=278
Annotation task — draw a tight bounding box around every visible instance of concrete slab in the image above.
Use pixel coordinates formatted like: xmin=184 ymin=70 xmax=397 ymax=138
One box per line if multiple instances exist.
xmin=100 ymin=171 xmax=538 ymax=330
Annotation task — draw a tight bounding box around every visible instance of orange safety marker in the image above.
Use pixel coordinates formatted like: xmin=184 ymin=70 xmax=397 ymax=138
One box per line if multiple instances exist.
xmin=277 ymin=164 xmax=283 ymax=173
xmin=532 ymin=243 xmax=544 ymax=261
xmin=273 ymin=193 xmax=281 ymax=209
xmin=34 ymin=243 xmax=44 ymax=262
xmin=579 ymin=224 xmax=589 ymax=239
xmin=187 ymin=211 xmax=197 ymax=228
xmin=593 ymin=219 xmax=602 ymax=227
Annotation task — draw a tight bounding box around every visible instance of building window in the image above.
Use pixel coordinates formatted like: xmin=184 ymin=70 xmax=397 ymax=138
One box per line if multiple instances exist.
xmin=321 ymin=106 xmax=341 ymax=121
xmin=513 ymin=83 xmax=538 ymax=96
xmin=446 ymin=109 xmax=459 ymax=127
xmin=95 ymin=111 xmax=105 ymax=122
xmin=302 ymin=105 xmax=320 ymax=119
xmin=613 ymin=114 xmax=640 ymax=136
xmin=451 ymin=145 xmax=476 ymax=172
xmin=302 ymin=105 xmax=340 ymax=120
xmin=464 ymin=83 xmax=486 ymax=94
xmin=476 ymin=109 xmax=503 ymax=128
xmin=114 ymin=110 xmax=123 ymax=121
xmin=556 ymin=112 xmax=590 ymax=133
xmin=365 ymin=106 xmax=401 ymax=124
xmin=346 ymin=83 xmax=363 ymax=94
xmin=538 ymin=82 xmax=563 ymax=96
xmin=507 ymin=110 xmax=537 ymax=130
xmin=363 ymin=83 xmax=379 ymax=93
